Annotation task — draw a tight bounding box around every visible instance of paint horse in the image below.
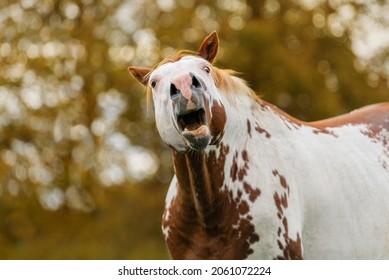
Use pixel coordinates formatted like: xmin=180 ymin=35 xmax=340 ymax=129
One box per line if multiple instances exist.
xmin=129 ymin=32 xmax=389 ymax=259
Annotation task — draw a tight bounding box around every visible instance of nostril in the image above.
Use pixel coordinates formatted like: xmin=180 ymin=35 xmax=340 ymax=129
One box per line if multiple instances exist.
xmin=190 ymin=73 xmax=201 ymax=89
xmin=170 ymin=83 xmax=179 ymax=98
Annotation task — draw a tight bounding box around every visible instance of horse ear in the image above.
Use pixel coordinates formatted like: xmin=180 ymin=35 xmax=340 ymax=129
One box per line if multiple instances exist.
xmin=197 ymin=31 xmax=219 ymax=63
xmin=128 ymin=66 xmax=152 ymax=86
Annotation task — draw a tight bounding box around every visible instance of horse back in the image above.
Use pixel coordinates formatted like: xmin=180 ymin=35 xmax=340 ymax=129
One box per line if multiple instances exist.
xmin=308 ymin=102 xmax=389 ymax=132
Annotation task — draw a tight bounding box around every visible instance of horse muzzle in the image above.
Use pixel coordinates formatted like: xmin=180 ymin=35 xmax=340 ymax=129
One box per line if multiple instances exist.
xmin=170 ymin=72 xmax=211 ymax=150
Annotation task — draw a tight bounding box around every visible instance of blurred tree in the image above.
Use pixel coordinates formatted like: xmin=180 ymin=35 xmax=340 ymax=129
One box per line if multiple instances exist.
xmin=222 ymin=0 xmax=389 ymax=120
xmin=0 ymin=0 xmax=388 ymax=259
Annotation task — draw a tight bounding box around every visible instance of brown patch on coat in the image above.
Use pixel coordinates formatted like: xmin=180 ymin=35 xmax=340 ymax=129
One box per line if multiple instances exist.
xmin=247 ymin=119 xmax=252 ymax=137
xmin=164 ymin=143 xmax=260 ymax=259
xmin=255 ymin=123 xmax=272 ymax=138
xmin=242 ymin=150 xmax=248 ymax=161
xmin=230 ymin=152 xmax=238 ymax=182
xmin=309 ymin=103 xmax=389 ymax=136
xmin=243 ymin=182 xmax=261 ymax=203
xmin=230 ymin=150 xmax=250 ymax=182
xmin=273 ymin=192 xmax=284 ymax=215
xmin=312 ymin=127 xmax=338 ymax=137
xmin=361 ymin=126 xmax=389 ymax=163
xmin=209 ymin=100 xmax=227 ymax=145
xmin=272 ymin=170 xmax=290 ymax=194
xmin=276 ymin=219 xmax=303 ymax=260
xmin=259 ymin=97 xmax=389 ymax=144
xmin=272 ymin=170 xmax=303 ymax=260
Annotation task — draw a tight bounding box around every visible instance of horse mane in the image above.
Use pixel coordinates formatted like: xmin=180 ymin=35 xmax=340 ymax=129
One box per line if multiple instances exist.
xmin=210 ymin=66 xmax=258 ymax=102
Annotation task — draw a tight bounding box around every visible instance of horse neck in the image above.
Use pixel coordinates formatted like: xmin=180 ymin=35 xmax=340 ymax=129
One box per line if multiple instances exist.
xmin=172 ymin=148 xmax=229 ymax=231
xmin=170 ymin=93 xmax=296 ymax=230
xmin=222 ymin=92 xmax=299 ymax=146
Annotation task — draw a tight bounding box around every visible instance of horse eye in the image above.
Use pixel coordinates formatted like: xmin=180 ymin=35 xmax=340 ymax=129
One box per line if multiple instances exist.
xmin=150 ymin=80 xmax=157 ymax=88
xmin=204 ymin=66 xmax=211 ymax=73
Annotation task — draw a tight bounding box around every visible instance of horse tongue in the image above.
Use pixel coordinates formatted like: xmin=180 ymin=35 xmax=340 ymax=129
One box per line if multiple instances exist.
xmin=184 ymin=121 xmax=201 ymax=131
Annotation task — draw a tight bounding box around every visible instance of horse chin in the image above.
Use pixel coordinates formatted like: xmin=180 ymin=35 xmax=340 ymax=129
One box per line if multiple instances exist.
xmin=182 ymin=125 xmax=211 ymax=151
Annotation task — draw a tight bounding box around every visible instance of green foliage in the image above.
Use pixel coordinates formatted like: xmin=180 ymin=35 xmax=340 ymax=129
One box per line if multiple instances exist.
xmin=0 ymin=0 xmax=388 ymax=259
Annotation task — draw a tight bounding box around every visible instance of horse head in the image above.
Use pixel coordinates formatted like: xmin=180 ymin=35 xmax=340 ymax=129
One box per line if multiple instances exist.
xmin=129 ymin=32 xmax=227 ymax=152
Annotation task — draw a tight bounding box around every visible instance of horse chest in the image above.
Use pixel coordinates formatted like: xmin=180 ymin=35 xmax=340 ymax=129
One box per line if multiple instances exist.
xmin=162 ymin=184 xmax=260 ymax=259
xmin=161 ymin=137 xmax=308 ymax=259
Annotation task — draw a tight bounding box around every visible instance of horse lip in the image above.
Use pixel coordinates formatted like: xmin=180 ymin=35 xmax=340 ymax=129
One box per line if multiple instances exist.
xmin=181 ymin=125 xmax=211 ymax=151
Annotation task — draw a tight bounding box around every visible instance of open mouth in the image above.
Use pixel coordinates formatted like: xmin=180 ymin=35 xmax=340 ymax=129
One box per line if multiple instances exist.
xmin=177 ymin=108 xmax=206 ymax=132
xmin=176 ymin=108 xmax=211 ymax=150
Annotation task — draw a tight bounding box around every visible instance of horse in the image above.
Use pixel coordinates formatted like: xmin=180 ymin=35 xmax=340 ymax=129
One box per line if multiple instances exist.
xmin=129 ymin=31 xmax=389 ymax=259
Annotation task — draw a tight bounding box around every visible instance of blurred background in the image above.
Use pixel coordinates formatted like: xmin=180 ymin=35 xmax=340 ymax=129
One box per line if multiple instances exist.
xmin=0 ymin=0 xmax=388 ymax=259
